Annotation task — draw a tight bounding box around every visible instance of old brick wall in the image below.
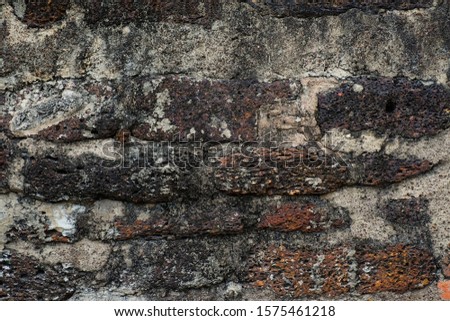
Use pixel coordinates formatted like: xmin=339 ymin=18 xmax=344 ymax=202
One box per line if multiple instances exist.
xmin=1 ymin=0 xmax=450 ymax=300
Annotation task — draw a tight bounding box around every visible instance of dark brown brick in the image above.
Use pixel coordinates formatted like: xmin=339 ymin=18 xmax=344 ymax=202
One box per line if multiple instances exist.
xmin=9 ymin=0 xmax=69 ymax=28
xmin=130 ymin=77 xmax=299 ymax=142
xmin=214 ymin=146 xmax=351 ymax=196
xmin=384 ymin=197 xmax=430 ymax=225
xmin=247 ymin=245 xmax=353 ymax=298
xmin=258 ymin=202 xmax=350 ymax=233
xmin=356 ymin=244 xmax=436 ymax=294
xmin=357 ymin=153 xmax=433 ymax=186
xmin=318 ymin=78 xmax=450 ymax=139
xmin=37 ymin=117 xmax=87 ymax=143
xmin=214 ymin=147 xmax=433 ymax=196
xmin=23 ymin=149 xmax=180 ymax=203
xmin=77 ymin=0 xmax=222 ymax=26
xmin=244 ymin=0 xmax=433 ymax=18
xmin=0 ymin=251 xmax=77 ymax=300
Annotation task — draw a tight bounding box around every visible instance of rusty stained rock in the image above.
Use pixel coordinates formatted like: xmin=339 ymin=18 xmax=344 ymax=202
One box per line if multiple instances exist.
xmin=318 ymin=77 xmax=450 ymax=139
xmin=76 ymin=0 xmax=223 ymax=26
xmin=9 ymin=0 xmax=70 ymax=28
xmin=0 ymin=250 xmax=78 ymax=300
xmin=356 ymin=244 xmax=436 ymax=294
xmin=243 ymin=0 xmax=433 ymax=18
xmin=258 ymin=201 xmax=350 ymax=233
xmin=247 ymin=243 xmax=437 ymax=298
xmin=214 ymin=147 xmax=433 ymax=196
xmin=247 ymin=245 xmax=354 ymax=298
xmin=129 ymin=77 xmax=300 ymax=142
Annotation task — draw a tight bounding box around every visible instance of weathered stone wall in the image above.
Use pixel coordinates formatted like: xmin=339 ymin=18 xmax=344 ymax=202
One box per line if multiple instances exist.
xmin=1 ymin=0 xmax=449 ymax=300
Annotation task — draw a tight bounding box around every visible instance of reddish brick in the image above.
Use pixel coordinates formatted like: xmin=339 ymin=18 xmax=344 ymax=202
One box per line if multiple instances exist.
xmin=438 ymin=281 xmax=450 ymax=300
xmin=318 ymin=78 xmax=450 ymax=139
xmin=244 ymin=0 xmax=432 ymax=17
xmin=130 ymin=77 xmax=299 ymax=142
xmin=247 ymin=245 xmax=353 ymax=298
xmin=258 ymin=202 xmax=349 ymax=233
xmin=9 ymin=0 xmax=69 ymax=28
xmin=37 ymin=117 xmax=86 ymax=143
xmin=356 ymin=244 xmax=436 ymax=294
xmin=248 ymin=243 xmax=436 ymax=298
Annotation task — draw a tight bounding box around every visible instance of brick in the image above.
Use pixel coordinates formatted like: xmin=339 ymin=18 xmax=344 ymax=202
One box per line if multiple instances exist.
xmin=438 ymin=281 xmax=450 ymax=300
xmin=0 ymin=250 xmax=77 ymax=300
xmin=356 ymin=244 xmax=436 ymax=294
xmin=123 ymin=238 xmax=235 ymax=290
xmin=258 ymin=202 xmax=350 ymax=233
xmin=318 ymin=78 xmax=450 ymax=139
xmin=214 ymin=147 xmax=433 ymax=196
xmin=248 ymin=243 xmax=437 ymax=298
xmin=214 ymin=146 xmax=351 ymax=196
xmin=244 ymin=0 xmax=433 ymax=18
xmin=115 ymin=205 xmax=243 ymax=240
xmin=36 ymin=108 xmax=122 ymax=143
xmin=130 ymin=77 xmax=299 ymax=142
xmin=247 ymin=245 xmax=353 ymax=298
xmin=77 ymin=0 xmax=222 ymax=26
xmin=384 ymin=197 xmax=430 ymax=225
xmin=13 ymin=77 xmax=298 ymax=143
xmin=23 ymin=149 xmax=180 ymax=203
xmin=9 ymin=0 xmax=69 ymax=28
xmin=356 ymin=153 xmax=433 ymax=186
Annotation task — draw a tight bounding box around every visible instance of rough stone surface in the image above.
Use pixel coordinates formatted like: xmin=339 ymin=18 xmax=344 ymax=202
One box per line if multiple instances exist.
xmin=8 ymin=0 xmax=70 ymax=28
xmin=258 ymin=202 xmax=350 ymax=233
xmin=318 ymin=78 xmax=450 ymax=139
xmin=356 ymin=244 xmax=436 ymax=294
xmin=22 ymin=150 xmax=180 ymax=203
xmin=77 ymin=0 xmax=223 ymax=26
xmin=1 ymin=0 xmax=449 ymax=302
xmin=130 ymin=77 xmax=300 ymax=142
xmin=0 ymin=250 xmax=79 ymax=300
xmin=214 ymin=147 xmax=433 ymax=195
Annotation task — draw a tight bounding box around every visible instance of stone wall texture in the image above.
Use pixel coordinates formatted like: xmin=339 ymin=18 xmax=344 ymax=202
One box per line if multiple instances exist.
xmin=1 ymin=0 xmax=450 ymax=301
